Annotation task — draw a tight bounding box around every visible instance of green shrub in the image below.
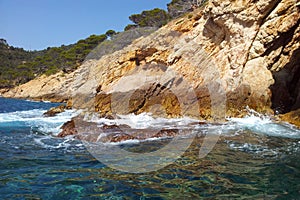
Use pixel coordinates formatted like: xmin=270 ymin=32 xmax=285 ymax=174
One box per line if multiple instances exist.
xmin=128 ymin=8 xmax=171 ymax=28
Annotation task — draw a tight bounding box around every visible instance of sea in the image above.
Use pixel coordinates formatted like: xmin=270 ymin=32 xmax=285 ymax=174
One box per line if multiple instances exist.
xmin=0 ymin=97 xmax=300 ymax=199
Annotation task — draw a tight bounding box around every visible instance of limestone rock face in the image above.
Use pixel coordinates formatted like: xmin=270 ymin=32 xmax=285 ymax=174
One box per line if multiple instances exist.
xmin=57 ymin=119 xmax=77 ymax=137
xmin=167 ymin=0 xmax=194 ymax=18
xmin=280 ymin=109 xmax=300 ymax=127
xmin=3 ymin=0 xmax=300 ymax=123
xmin=43 ymin=104 xmax=66 ymax=117
xmin=1 ymin=71 xmax=74 ymax=102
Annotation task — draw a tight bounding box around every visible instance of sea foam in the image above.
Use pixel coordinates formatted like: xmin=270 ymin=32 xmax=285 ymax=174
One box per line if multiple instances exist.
xmin=87 ymin=112 xmax=200 ymax=129
xmin=227 ymin=112 xmax=300 ymax=139
xmin=0 ymin=109 xmax=78 ymax=135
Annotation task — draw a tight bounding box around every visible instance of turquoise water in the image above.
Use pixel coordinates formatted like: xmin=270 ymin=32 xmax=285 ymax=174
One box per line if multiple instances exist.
xmin=0 ymin=97 xmax=300 ymax=199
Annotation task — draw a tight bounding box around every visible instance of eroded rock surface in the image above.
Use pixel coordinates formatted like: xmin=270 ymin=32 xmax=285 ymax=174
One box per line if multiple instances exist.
xmin=3 ymin=0 xmax=300 ymax=126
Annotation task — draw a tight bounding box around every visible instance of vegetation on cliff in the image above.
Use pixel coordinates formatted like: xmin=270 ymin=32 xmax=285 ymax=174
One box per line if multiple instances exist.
xmin=1 ymin=0 xmax=299 ymax=128
xmin=167 ymin=0 xmax=207 ymax=18
xmin=124 ymin=0 xmax=207 ymax=31
xmin=0 ymin=0 xmax=206 ymax=89
xmin=126 ymin=8 xmax=171 ymax=30
xmin=0 ymin=39 xmax=40 ymax=88
xmin=0 ymin=34 xmax=108 ymax=88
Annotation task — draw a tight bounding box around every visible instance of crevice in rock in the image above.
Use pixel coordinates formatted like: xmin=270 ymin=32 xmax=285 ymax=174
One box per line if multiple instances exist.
xmin=203 ymin=17 xmax=226 ymax=46
xmin=133 ymin=47 xmax=158 ymax=66
xmin=129 ymin=93 xmax=147 ymax=114
xmin=243 ymin=0 xmax=282 ymax=68
xmin=258 ymin=0 xmax=282 ymax=25
xmin=270 ymin=47 xmax=300 ymax=114
xmin=268 ymin=15 xmax=300 ymax=114
xmin=262 ymin=20 xmax=300 ymax=63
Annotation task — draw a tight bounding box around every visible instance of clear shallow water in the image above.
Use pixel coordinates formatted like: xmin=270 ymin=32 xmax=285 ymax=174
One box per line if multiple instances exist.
xmin=0 ymin=97 xmax=300 ymax=199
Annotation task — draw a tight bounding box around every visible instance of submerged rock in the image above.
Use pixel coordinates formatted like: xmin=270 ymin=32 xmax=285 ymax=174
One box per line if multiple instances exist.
xmin=57 ymin=116 xmax=194 ymax=143
xmin=103 ymin=133 xmax=136 ymax=143
xmin=57 ymin=116 xmax=99 ymax=138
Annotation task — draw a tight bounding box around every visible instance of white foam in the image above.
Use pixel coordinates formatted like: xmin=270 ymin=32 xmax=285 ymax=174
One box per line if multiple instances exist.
xmin=42 ymin=100 xmax=52 ymax=103
xmin=84 ymin=113 xmax=116 ymax=126
xmin=106 ymin=139 xmax=141 ymax=146
xmin=0 ymin=109 xmax=45 ymax=122
xmin=115 ymin=113 xmax=156 ymax=129
xmin=35 ymin=110 xmax=80 ymax=135
xmin=87 ymin=112 xmax=199 ymax=129
xmin=33 ymin=135 xmax=84 ymax=151
xmin=227 ymin=113 xmax=300 ymax=139
xmin=229 ymin=115 xmax=272 ymax=125
xmin=228 ymin=142 xmax=279 ymax=157
xmin=25 ymin=99 xmax=40 ymax=102
xmin=0 ymin=109 xmax=79 ymax=135
xmin=84 ymin=135 xmax=174 ymax=146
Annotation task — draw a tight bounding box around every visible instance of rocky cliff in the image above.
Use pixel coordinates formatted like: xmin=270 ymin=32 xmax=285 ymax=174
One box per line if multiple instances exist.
xmin=3 ymin=0 xmax=300 ymax=124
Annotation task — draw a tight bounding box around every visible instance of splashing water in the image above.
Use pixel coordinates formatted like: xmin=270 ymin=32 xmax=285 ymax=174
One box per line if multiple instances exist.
xmin=0 ymin=98 xmax=299 ymax=199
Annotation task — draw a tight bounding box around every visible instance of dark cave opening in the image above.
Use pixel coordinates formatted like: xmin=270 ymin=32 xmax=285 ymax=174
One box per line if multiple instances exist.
xmin=270 ymin=48 xmax=300 ymax=114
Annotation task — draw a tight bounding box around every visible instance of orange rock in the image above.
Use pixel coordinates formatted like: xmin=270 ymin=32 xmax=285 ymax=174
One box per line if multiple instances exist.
xmin=3 ymin=0 xmax=300 ymax=123
xmin=280 ymin=109 xmax=300 ymax=128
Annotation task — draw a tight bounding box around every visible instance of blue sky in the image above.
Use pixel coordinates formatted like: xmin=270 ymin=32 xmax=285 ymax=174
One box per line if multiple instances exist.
xmin=0 ymin=0 xmax=170 ymax=50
